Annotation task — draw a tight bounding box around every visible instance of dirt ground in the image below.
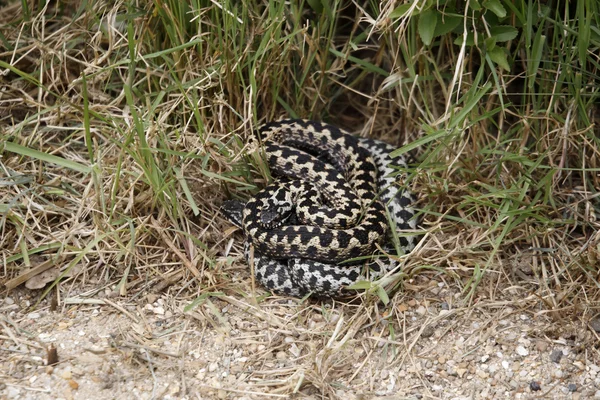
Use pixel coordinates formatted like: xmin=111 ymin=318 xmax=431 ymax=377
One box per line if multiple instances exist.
xmin=2 ymin=263 xmax=600 ymax=400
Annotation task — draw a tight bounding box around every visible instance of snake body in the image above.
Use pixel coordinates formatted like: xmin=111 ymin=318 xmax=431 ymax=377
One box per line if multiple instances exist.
xmin=221 ymin=119 xmax=417 ymax=297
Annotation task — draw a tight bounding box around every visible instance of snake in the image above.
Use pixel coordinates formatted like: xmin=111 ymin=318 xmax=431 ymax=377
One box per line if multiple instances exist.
xmin=221 ymin=119 xmax=418 ymax=297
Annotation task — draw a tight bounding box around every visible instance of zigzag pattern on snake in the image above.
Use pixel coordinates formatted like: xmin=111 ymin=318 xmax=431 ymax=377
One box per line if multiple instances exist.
xmin=221 ymin=119 xmax=418 ymax=297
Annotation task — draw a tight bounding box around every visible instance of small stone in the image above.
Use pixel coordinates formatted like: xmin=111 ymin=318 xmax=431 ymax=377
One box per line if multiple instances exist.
xmin=553 ymin=369 xmax=563 ymax=378
xmin=476 ymin=369 xmax=489 ymax=379
xmin=4 ymin=297 xmax=14 ymax=305
xmin=550 ymin=349 xmax=563 ymax=363
xmin=535 ymin=340 xmax=549 ymax=352
xmin=152 ymin=306 xmax=165 ymax=315
xmin=416 ymin=306 xmax=427 ymax=315
xmin=516 ymin=346 xmax=529 ymax=356
xmin=6 ymin=386 xmax=19 ymax=398
xmin=567 ymin=383 xmax=577 ymax=393
xmin=594 ymin=389 xmax=600 ymax=398
xmin=589 ymin=316 xmax=600 ymax=333
xmin=519 ymin=370 xmax=528 ymax=378
xmin=208 ymin=362 xmax=218 ymax=372
xmin=530 ymin=381 xmax=541 ymax=391
xmin=61 ymin=370 xmax=72 ymax=379
xmin=568 ymin=383 xmax=577 ymax=392
xmin=441 ymin=302 xmax=449 ymax=310
xmin=438 ymin=356 xmax=446 ymax=364
xmin=421 ymin=325 xmax=435 ymax=338
xmin=275 ymin=351 xmax=287 ymax=361
xmin=28 ymin=312 xmax=41 ymax=319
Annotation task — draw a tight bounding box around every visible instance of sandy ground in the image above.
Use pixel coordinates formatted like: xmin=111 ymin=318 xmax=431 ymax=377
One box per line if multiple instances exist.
xmin=2 ymin=271 xmax=600 ymax=400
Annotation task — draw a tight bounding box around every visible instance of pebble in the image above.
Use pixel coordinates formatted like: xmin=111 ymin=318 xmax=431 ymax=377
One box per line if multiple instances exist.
xmin=568 ymin=383 xmax=577 ymax=392
xmin=7 ymin=386 xmax=19 ymax=398
xmin=554 ymin=369 xmax=563 ymax=378
xmin=535 ymin=340 xmax=548 ymax=352
xmin=550 ymin=349 xmax=563 ymax=363
xmin=516 ymin=346 xmax=529 ymax=356
xmin=530 ymin=381 xmax=541 ymax=391
xmin=519 ymin=370 xmax=528 ymax=378
xmin=589 ymin=316 xmax=600 ymax=333
xmin=416 ymin=306 xmax=427 ymax=315
xmin=421 ymin=325 xmax=435 ymax=338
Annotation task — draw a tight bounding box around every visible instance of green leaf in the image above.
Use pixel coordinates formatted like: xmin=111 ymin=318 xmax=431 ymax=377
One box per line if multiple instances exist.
xmin=483 ymin=0 xmax=506 ymax=18
xmin=488 ymin=47 xmax=510 ymax=71
xmin=490 ymin=25 xmax=519 ymax=42
xmin=390 ymin=127 xmax=450 ymax=158
xmin=577 ymin=1 xmax=591 ymax=67
xmin=329 ymin=48 xmax=389 ymax=76
xmin=4 ymin=142 xmax=92 ymax=174
xmin=485 ymin=36 xmax=497 ymax=50
xmin=418 ymin=9 xmax=438 ymax=46
xmin=376 ymin=286 xmax=390 ymax=305
xmin=306 ymin=0 xmax=323 ymax=13
xmin=469 ymin=0 xmax=482 ymax=11
xmin=454 ymin=31 xmax=476 ymax=46
xmin=433 ymin=14 xmax=462 ymax=37
xmin=527 ymin=33 xmax=546 ymax=88
xmin=389 ymin=3 xmax=413 ymax=19
xmin=348 ymin=280 xmax=372 ymax=290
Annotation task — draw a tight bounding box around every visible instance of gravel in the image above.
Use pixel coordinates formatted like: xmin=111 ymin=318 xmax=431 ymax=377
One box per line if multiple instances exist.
xmin=3 ymin=284 xmax=600 ymax=399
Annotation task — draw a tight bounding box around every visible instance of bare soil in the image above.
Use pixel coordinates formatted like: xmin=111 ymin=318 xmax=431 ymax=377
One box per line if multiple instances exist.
xmin=2 ymin=268 xmax=600 ymax=400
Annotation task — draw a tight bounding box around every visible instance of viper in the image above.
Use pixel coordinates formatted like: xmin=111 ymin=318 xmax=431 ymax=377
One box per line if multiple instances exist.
xmin=221 ymin=119 xmax=418 ymax=297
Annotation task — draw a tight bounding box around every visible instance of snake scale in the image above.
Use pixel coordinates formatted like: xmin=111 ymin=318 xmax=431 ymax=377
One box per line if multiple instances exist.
xmin=221 ymin=119 xmax=418 ymax=297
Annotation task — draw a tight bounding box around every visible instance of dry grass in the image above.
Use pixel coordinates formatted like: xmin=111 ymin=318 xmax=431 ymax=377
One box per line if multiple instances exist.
xmin=1 ymin=0 xmax=600 ymax=397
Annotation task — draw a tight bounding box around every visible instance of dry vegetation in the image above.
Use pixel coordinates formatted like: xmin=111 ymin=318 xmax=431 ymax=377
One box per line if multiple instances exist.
xmin=1 ymin=0 xmax=600 ymax=398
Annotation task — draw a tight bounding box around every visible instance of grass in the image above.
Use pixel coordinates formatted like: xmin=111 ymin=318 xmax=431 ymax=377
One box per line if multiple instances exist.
xmin=1 ymin=0 xmax=600 ymax=396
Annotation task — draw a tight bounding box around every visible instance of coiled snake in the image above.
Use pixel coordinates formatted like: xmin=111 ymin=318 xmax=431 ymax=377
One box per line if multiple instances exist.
xmin=221 ymin=119 xmax=418 ymax=297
